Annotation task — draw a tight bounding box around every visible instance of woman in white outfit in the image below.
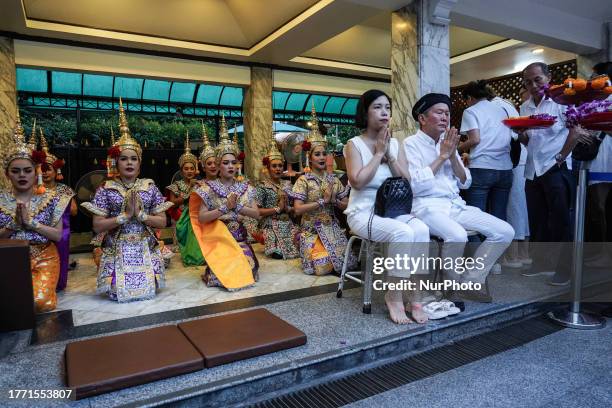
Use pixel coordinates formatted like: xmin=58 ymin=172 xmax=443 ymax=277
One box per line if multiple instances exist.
xmin=344 ymin=89 xmax=431 ymax=325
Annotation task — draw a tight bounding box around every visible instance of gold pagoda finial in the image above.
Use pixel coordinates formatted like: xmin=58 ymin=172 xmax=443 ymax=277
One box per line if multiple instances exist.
xmin=220 ymin=114 xmax=228 ymax=139
xmin=28 ymin=118 xmax=37 ymax=150
xmin=118 ymin=97 xmax=130 ymax=138
xmin=310 ymin=102 xmax=319 ymax=131
xmin=14 ymin=111 xmax=26 ymax=143
xmin=178 ymin=129 xmax=198 ymax=169
xmin=215 ymin=114 xmax=238 ymax=159
xmin=39 ymin=127 xmax=59 ymax=167
xmin=4 ymin=112 xmax=33 ymax=169
xmin=233 ymin=125 xmax=239 ymax=147
xmin=39 ymin=127 xmax=49 ymax=153
xmin=199 ymin=120 xmax=216 ymax=163
xmin=110 ymin=125 xmax=115 ymax=146
xmin=306 ymin=103 xmax=326 ymax=149
xmin=114 ymin=97 xmax=142 ymax=158
xmin=265 ymin=129 xmax=283 ymax=163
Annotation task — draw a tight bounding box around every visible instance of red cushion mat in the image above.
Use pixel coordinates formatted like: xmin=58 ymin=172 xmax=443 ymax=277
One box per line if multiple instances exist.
xmin=65 ymin=325 xmax=204 ymax=399
xmin=178 ymin=308 xmax=307 ymax=367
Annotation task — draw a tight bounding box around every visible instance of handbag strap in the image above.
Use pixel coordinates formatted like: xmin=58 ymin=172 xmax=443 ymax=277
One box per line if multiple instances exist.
xmin=367 ymin=208 xmax=374 ymax=242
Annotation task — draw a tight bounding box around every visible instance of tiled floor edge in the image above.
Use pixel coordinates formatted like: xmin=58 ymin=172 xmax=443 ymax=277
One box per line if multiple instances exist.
xmin=119 ymin=301 xmax=555 ymax=408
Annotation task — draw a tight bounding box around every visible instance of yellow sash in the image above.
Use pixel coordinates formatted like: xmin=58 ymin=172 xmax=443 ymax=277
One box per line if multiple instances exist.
xmin=189 ymin=192 xmax=255 ymax=290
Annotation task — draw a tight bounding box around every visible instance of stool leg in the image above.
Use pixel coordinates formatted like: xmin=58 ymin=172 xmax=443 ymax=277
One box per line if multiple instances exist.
xmin=338 ymin=235 xmax=358 ymax=298
xmin=362 ymin=242 xmax=374 ymax=314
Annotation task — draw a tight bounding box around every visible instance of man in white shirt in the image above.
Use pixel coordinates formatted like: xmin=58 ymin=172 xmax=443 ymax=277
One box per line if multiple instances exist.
xmin=405 ymin=93 xmax=514 ymax=302
xmin=519 ymin=62 xmax=583 ymax=286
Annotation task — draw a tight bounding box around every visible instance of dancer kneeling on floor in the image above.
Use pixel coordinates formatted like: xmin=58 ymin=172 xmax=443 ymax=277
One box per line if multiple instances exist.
xmin=256 ymin=134 xmax=300 ymax=260
xmin=344 ymin=89 xmax=431 ymax=325
xmin=166 ymin=132 xmax=203 ymax=266
xmin=190 ymin=116 xmax=260 ymax=290
xmin=81 ymin=100 xmax=173 ymax=302
xmin=292 ymin=106 xmax=356 ymax=276
xmin=404 ymin=93 xmax=514 ymax=303
xmin=38 ymin=128 xmax=77 ymax=292
xmin=0 ymin=115 xmax=69 ymax=313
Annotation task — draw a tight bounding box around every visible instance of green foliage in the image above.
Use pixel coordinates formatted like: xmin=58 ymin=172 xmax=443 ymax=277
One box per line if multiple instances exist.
xmin=19 ymin=110 xmax=77 ymax=145
xmin=336 ymin=125 xmax=360 ymax=145
xmin=18 ymin=109 xmax=216 ymax=148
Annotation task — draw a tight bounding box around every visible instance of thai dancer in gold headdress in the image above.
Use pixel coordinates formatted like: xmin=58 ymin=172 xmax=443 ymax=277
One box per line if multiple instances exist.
xmin=166 ymin=132 xmax=198 ymax=220
xmin=292 ymin=106 xmax=356 ymax=275
xmin=38 ymin=128 xmax=76 ymax=292
xmin=166 ymin=131 xmax=204 ymax=266
xmin=189 ymin=115 xmax=260 ymax=290
xmin=81 ymin=99 xmax=173 ymax=302
xmin=0 ymin=114 xmax=66 ymax=312
xmin=256 ymin=132 xmax=300 ymax=259
xmin=199 ymin=123 xmax=218 ymax=182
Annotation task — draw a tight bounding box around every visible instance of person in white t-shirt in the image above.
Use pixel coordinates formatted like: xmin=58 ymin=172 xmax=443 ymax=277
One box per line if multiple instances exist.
xmin=459 ymin=80 xmax=514 ymax=224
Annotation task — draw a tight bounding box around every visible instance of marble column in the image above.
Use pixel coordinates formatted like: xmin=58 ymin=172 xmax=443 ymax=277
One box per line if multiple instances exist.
xmin=0 ymin=37 xmax=17 ymax=190
xmin=391 ymin=0 xmax=450 ymax=140
xmin=576 ymin=22 xmax=611 ymax=79
xmin=243 ymin=67 xmax=273 ymax=181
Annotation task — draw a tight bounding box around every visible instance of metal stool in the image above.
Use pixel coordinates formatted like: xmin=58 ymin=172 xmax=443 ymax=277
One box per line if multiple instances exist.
xmin=336 ymin=234 xmax=385 ymax=314
xmin=337 ymin=230 xmax=481 ymax=314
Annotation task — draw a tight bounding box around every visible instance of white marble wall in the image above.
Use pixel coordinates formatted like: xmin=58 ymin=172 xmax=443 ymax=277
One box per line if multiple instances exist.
xmin=243 ymin=67 xmax=273 ymax=181
xmin=391 ymin=0 xmax=450 ymax=140
xmin=391 ymin=8 xmax=419 ymax=140
xmin=0 ymin=37 xmax=17 ymax=189
xmin=577 ymin=22 xmax=611 ymax=80
xmin=418 ymin=0 xmax=450 ymax=96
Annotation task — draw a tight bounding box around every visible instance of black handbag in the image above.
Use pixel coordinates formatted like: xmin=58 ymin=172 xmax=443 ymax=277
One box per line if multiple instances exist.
xmin=510 ymin=138 xmax=522 ymax=168
xmin=501 ymin=105 xmax=522 ymax=168
xmin=367 ymin=177 xmax=413 ymax=240
xmin=572 ymin=132 xmax=605 ymax=161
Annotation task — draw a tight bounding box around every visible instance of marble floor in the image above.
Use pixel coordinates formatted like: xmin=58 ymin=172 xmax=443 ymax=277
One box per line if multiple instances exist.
xmin=57 ymin=245 xmax=338 ymax=326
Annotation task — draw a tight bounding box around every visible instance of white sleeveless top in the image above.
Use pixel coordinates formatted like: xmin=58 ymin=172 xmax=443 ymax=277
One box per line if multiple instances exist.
xmin=344 ymin=136 xmax=399 ymax=217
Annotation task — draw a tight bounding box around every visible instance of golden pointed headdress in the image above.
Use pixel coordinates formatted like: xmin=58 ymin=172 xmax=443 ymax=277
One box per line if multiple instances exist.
xmin=4 ymin=111 xmax=34 ymax=169
xmin=264 ymin=131 xmax=283 ymax=163
xmin=215 ymin=114 xmax=239 ymax=159
xmin=306 ymin=103 xmax=327 ymax=149
xmin=178 ymin=130 xmax=199 ymax=169
xmin=39 ymin=128 xmax=65 ymax=180
xmin=199 ymin=120 xmax=216 ymax=163
xmin=27 ymin=118 xmax=37 ymax=151
xmin=39 ymin=128 xmax=58 ymax=166
xmin=115 ymin=97 xmax=142 ymax=158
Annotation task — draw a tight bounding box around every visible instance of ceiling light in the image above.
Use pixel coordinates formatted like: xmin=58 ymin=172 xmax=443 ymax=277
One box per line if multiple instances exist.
xmin=531 ymin=48 xmax=544 ymax=54
xmin=395 ymin=22 xmax=408 ymax=29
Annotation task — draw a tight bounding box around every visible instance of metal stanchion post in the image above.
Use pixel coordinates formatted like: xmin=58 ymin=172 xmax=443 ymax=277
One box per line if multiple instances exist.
xmin=548 ymin=160 xmax=606 ymax=329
